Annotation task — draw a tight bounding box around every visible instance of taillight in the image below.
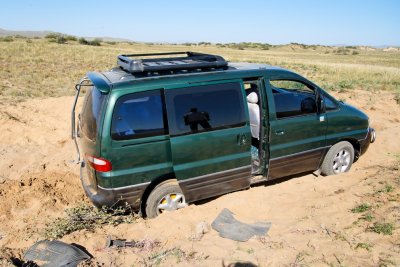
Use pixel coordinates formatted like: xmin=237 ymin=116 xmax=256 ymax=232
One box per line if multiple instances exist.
xmin=86 ymin=155 xmax=112 ymax=172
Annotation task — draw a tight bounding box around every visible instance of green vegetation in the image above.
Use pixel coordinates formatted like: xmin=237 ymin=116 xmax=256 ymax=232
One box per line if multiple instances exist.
xmin=378 ymin=183 xmax=394 ymax=193
xmin=360 ymin=213 xmax=374 ymax=222
xmin=43 ymin=203 xmax=137 ymax=239
xmin=142 ymin=247 xmax=207 ymax=266
xmin=355 ymin=242 xmax=373 ymax=251
xmin=0 ymin=36 xmax=13 ymax=42
xmin=395 ymin=92 xmax=400 ymax=105
xmin=351 ymin=203 xmax=371 ymax=213
xmin=0 ymin=38 xmax=399 ymax=100
xmin=370 ymin=222 xmax=394 ymax=235
xmin=45 ymin=33 xmax=60 ymax=39
xmin=45 ymin=33 xmax=76 ymax=44
xmin=78 ymin=37 xmax=102 ymax=46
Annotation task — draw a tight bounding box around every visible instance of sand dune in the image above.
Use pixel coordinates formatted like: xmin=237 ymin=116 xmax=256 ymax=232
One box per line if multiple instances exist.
xmin=0 ymin=90 xmax=399 ymax=266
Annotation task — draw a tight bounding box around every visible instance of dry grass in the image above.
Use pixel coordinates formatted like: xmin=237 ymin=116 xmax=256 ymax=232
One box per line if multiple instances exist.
xmin=0 ymin=38 xmax=399 ymax=101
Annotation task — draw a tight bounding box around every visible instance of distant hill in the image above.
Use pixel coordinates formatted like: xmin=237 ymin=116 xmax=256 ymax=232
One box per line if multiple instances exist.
xmin=1 ymin=28 xmax=398 ymax=48
xmin=0 ymin=27 xmax=58 ymax=38
xmin=0 ymin=27 xmax=133 ymax=42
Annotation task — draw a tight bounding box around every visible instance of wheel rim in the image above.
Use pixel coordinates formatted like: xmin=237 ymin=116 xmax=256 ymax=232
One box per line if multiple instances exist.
xmin=157 ymin=193 xmax=186 ymax=215
xmin=332 ymin=149 xmax=351 ymax=173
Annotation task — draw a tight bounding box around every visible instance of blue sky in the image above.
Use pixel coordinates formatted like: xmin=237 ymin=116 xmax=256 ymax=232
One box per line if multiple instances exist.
xmin=1 ymin=0 xmax=399 ymax=45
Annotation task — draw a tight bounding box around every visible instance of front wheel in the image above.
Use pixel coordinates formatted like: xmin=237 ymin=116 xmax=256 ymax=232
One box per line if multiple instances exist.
xmin=321 ymin=141 xmax=354 ymax=176
xmin=145 ymin=180 xmax=187 ymax=219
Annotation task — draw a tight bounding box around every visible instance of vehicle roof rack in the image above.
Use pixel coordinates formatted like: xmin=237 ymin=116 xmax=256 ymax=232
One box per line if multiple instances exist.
xmin=117 ymin=51 xmax=228 ymax=74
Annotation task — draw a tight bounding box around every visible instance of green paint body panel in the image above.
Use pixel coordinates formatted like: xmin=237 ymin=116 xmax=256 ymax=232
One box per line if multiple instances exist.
xmin=164 ymin=79 xmax=251 ymax=181
xmin=169 ymin=126 xmax=251 ymax=180
xmin=77 ymin=62 xmax=372 ymax=209
xmin=87 ymin=72 xmax=111 ymax=93
xmin=265 ymin=73 xmax=327 ymax=159
xmin=325 ymin=102 xmax=369 ymax=144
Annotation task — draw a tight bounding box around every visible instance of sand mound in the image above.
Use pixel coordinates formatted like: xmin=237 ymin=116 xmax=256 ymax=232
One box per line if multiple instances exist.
xmin=0 ymin=91 xmax=399 ymax=266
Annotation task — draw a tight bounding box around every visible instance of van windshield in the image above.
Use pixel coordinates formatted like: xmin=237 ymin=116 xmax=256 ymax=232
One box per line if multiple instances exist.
xmin=80 ymin=86 xmax=107 ymax=141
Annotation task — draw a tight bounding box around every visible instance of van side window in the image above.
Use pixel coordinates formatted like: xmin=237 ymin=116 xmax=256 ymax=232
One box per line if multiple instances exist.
xmin=270 ymin=80 xmax=317 ymax=119
xmin=167 ymin=82 xmax=246 ymax=136
xmin=111 ymin=90 xmax=167 ymax=140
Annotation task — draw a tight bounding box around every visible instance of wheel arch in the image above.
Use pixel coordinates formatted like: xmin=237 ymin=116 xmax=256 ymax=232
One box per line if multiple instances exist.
xmin=341 ymin=138 xmax=361 ymax=162
xmin=320 ymin=138 xmax=360 ymax=168
xmin=139 ymin=172 xmax=178 ymax=216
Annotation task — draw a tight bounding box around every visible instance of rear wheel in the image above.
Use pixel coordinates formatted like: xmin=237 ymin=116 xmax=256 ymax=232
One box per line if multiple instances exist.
xmin=145 ymin=180 xmax=187 ymax=219
xmin=321 ymin=141 xmax=354 ymax=176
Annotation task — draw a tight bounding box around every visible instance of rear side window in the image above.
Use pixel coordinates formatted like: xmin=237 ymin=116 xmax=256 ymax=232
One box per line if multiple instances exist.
xmin=111 ymin=90 xmax=167 ymax=140
xmin=166 ymin=82 xmax=246 ymax=136
xmin=270 ymin=80 xmax=317 ymax=119
xmin=81 ymin=86 xmax=107 ymax=141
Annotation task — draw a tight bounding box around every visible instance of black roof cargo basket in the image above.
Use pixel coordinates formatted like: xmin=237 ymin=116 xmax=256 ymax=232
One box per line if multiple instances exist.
xmin=117 ymin=52 xmax=228 ymax=73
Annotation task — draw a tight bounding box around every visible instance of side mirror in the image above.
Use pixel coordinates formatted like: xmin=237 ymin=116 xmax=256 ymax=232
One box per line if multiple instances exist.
xmin=300 ymin=97 xmax=317 ymax=114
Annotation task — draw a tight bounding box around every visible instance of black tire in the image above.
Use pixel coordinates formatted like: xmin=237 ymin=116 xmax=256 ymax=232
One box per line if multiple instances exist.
xmin=145 ymin=180 xmax=186 ymax=219
xmin=321 ymin=141 xmax=355 ymax=176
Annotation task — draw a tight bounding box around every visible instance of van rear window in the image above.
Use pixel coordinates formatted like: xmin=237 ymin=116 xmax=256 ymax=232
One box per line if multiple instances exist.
xmin=80 ymin=86 xmax=107 ymax=141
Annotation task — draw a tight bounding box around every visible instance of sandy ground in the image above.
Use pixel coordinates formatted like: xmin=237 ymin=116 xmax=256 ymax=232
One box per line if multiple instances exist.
xmin=0 ymin=90 xmax=399 ymax=266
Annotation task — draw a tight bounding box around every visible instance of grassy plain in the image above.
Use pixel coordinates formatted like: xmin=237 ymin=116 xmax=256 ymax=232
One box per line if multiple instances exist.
xmin=0 ymin=37 xmax=399 ymax=101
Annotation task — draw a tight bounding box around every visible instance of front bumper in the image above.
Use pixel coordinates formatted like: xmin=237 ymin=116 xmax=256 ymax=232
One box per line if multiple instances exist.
xmin=359 ymin=127 xmax=376 ymax=156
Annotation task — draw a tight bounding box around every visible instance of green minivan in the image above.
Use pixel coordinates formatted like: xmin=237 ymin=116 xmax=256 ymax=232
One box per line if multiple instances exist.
xmin=71 ymin=52 xmax=375 ymax=218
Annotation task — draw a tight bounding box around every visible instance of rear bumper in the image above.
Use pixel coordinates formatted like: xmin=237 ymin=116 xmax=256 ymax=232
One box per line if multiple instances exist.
xmin=359 ymin=127 xmax=376 ymax=156
xmin=80 ymin=162 xmax=116 ymax=208
xmin=80 ymin=162 xmax=148 ymax=210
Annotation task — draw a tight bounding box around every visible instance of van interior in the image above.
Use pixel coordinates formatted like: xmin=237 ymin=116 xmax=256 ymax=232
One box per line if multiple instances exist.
xmin=244 ymin=80 xmax=264 ymax=176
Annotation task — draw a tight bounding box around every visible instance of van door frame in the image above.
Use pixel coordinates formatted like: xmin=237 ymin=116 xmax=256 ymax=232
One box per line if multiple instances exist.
xmin=265 ymin=74 xmax=328 ymax=179
xmin=243 ymin=77 xmax=270 ymax=178
xmin=164 ymin=79 xmax=253 ymax=203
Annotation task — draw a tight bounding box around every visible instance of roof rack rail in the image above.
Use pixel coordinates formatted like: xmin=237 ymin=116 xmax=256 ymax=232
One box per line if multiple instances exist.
xmin=117 ymin=51 xmax=228 ymax=73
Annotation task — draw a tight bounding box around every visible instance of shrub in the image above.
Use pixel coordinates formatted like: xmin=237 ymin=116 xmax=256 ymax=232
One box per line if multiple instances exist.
xmin=360 ymin=213 xmax=374 ymax=222
xmin=394 ymin=92 xmax=400 ymax=105
xmin=370 ymin=222 xmax=394 ymax=235
xmin=351 ymin=203 xmax=370 ymax=213
xmin=45 ymin=33 xmax=69 ymax=44
xmin=89 ymin=38 xmax=102 ymax=46
xmin=45 ymin=33 xmax=60 ymax=39
xmin=335 ymin=47 xmax=350 ymax=55
xmin=44 ymin=203 xmax=137 ymax=239
xmin=338 ymin=80 xmax=354 ymax=89
xmin=78 ymin=37 xmax=88 ymax=45
xmin=13 ymin=34 xmax=26 ymax=39
xmin=198 ymin=42 xmax=211 ymax=46
xmin=79 ymin=37 xmax=101 ymax=46
xmin=105 ymin=41 xmax=116 ymax=45
xmin=55 ymin=35 xmax=67 ymax=44
xmin=64 ymin=35 xmax=77 ymax=41
xmin=355 ymin=243 xmax=373 ymax=251
xmin=0 ymin=36 xmax=13 ymax=42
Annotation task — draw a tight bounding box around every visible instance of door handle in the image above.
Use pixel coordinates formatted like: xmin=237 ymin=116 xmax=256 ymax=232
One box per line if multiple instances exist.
xmin=237 ymin=133 xmax=247 ymax=145
xmin=275 ymin=130 xmax=285 ymax=136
